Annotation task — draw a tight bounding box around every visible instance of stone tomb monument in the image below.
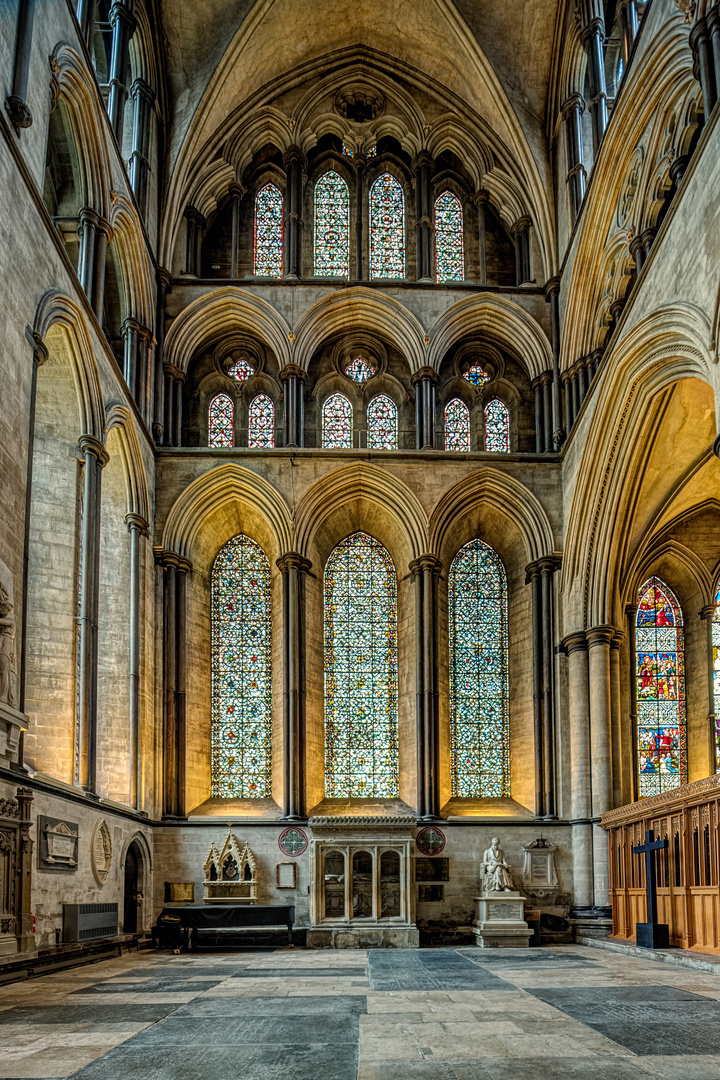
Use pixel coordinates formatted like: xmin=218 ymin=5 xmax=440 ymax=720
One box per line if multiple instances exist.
xmin=473 ymin=836 xmax=532 ymax=947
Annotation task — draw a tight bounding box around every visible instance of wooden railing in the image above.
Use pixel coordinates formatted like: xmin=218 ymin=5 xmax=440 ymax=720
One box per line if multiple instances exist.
xmin=601 ymin=774 xmax=720 ymax=955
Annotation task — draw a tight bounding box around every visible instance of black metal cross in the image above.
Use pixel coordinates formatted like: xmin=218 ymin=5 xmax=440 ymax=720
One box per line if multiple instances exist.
xmin=633 ymin=828 xmax=668 ymax=925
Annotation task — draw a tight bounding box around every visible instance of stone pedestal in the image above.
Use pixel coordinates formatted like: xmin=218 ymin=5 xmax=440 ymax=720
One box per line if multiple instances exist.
xmin=473 ymin=891 xmax=532 ymax=948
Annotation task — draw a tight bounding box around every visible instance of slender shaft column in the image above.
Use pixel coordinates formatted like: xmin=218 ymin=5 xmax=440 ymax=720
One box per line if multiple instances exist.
xmin=5 ymin=0 xmax=36 ymax=132
xmin=122 ymin=318 xmax=142 ymax=400
xmin=545 ymin=276 xmax=565 ymax=449
xmin=126 ymin=514 xmax=147 ymax=809
xmin=564 ymin=632 xmax=594 ymax=915
xmin=354 ymin=156 xmax=365 ymax=281
xmin=563 ymin=372 xmax=574 ymax=431
xmin=277 ymin=553 xmax=312 ymax=819
xmin=640 ymin=228 xmax=656 ymax=262
xmin=163 ymin=364 xmax=184 ymax=447
xmin=76 ymin=436 xmax=109 ymax=793
xmin=571 ymin=365 xmax=581 ymax=424
xmin=626 ymin=604 xmax=638 ymax=802
xmin=539 ymin=557 xmax=559 ymax=818
xmin=284 ymin=147 xmax=305 ymax=279
xmin=107 ymin=2 xmax=135 ymax=139
xmin=700 ymin=604 xmax=718 ymax=775
xmin=561 ymin=95 xmax=587 ymax=222
xmin=157 ymin=551 xmax=191 ymax=818
xmin=630 ymin=233 xmax=645 ymax=275
xmin=540 ymin=372 xmax=553 ymax=453
xmin=587 ymin=625 xmax=615 ymax=916
xmin=153 ymin=268 xmax=171 ymax=443
xmin=76 ymin=0 xmax=94 ymax=47
xmin=78 ymin=210 xmax=112 ymax=318
xmin=15 ymin=787 xmax=34 ymax=953
xmin=280 ymin=364 xmax=306 ymax=448
xmin=528 ymin=562 xmax=545 ymax=817
xmin=412 ymin=367 xmax=438 ymax=449
xmin=129 ymin=79 xmax=155 ymax=218
xmin=512 ymin=216 xmax=532 ymax=285
xmin=184 ymin=208 xmax=205 ymax=277
xmin=411 ymin=556 xmax=442 ymax=819
xmin=708 ymin=6 xmax=720 ymax=114
xmin=228 ymin=183 xmax=244 ymax=279
xmin=582 ymin=15 xmax=609 ymax=153
xmin=610 ymin=632 xmax=624 ymax=808
xmin=413 ymin=152 xmax=434 ymax=282
xmin=691 ymin=15 xmax=717 ymax=117
xmin=618 ymin=0 xmax=638 ymax=68
xmin=474 ymin=189 xmax=488 ymax=284
xmin=532 ymin=377 xmax=543 ymax=453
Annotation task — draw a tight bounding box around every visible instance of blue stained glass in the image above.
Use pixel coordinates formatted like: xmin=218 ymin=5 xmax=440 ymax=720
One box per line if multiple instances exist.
xmin=462 ymin=364 xmax=490 ymax=386
xmin=367 ymin=395 xmax=397 ymax=449
xmin=248 ymin=394 xmax=274 ymax=448
xmin=208 ymin=393 xmax=233 ymax=447
xmin=370 ymin=173 xmax=404 ymax=278
xmin=435 ymin=191 xmax=464 ymax=282
xmin=211 ymin=535 xmax=272 ymax=797
xmin=323 ymin=393 xmax=353 ymax=448
xmin=324 ymin=532 xmax=398 ymax=797
xmin=345 ymin=356 xmax=375 ymax=382
xmin=484 ymin=399 xmax=509 ymax=452
xmin=314 ymin=171 xmax=350 ymax=276
xmin=254 ymin=183 xmax=283 ymax=277
xmin=445 ymin=398 xmax=470 ymax=452
xmin=449 ymin=539 xmax=509 ymax=797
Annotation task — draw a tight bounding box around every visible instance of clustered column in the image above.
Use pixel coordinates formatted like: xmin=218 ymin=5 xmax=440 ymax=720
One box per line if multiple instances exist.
xmin=412 ymin=367 xmax=438 ymax=450
xmin=107 ymin=1 xmax=135 ymax=140
xmin=284 ymin=147 xmax=305 ymax=280
xmin=564 ymin=632 xmax=594 ymax=917
xmin=280 ymin=364 xmax=306 ymax=447
xmin=512 ymin=217 xmax=532 ymax=285
xmin=411 ymin=556 xmax=442 ymax=820
xmin=153 ymin=268 xmax=171 ymax=443
xmin=527 ymin=557 xmax=560 ymax=818
xmin=617 ymin=0 xmax=639 ymax=68
xmin=129 ymin=79 xmax=155 ymax=218
xmin=474 ymin=189 xmax=488 ymax=285
xmin=277 ymin=554 xmax=312 ymax=820
xmin=5 ymin=0 xmax=36 ymax=132
xmin=184 ymin=208 xmax=205 ymax=277
xmin=126 ymin=513 xmax=148 ymax=810
xmin=581 ymin=3 xmax=609 ymax=153
xmin=532 ymin=371 xmax=554 ymax=453
xmin=228 ymin=184 xmax=244 ymax=279
xmin=157 ymin=551 xmax=191 ymax=819
xmin=545 ymin=276 xmax=565 ymax=450
xmin=563 ymin=350 xmax=603 ymax=431
xmin=561 ymin=94 xmax=587 ymax=223
xmin=690 ymin=7 xmax=720 ymax=117
xmin=414 ymin=152 xmax=435 ymax=282
xmin=78 ymin=209 xmax=112 ymax=318
xmin=163 ymin=363 xmax=185 ymax=446
xmin=122 ymin=318 xmax=154 ymax=423
xmin=586 ymin=625 xmax=615 ymax=917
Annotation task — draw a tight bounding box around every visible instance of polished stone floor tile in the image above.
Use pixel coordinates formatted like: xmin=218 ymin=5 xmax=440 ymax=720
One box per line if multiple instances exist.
xmin=69 ymin=1043 xmax=357 ymax=1080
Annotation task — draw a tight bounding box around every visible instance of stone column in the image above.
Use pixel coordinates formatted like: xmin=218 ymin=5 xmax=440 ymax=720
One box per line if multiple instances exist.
xmin=122 ymin=319 xmax=153 ymax=422
xmin=4 ymin=0 xmax=36 ymax=132
xmin=16 ymin=787 xmax=34 ymax=953
xmin=527 ymin=562 xmax=545 ymax=817
xmin=587 ymin=625 xmax=615 ymax=916
xmin=582 ymin=14 xmax=609 ymax=153
xmin=184 ymin=207 xmax=205 ymax=277
xmin=544 ymin=276 xmax=564 ymax=449
xmin=284 ymin=147 xmax=305 ymax=279
xmin=129 ymin=79 xmax=155 ymax=218
xmin=690 ymin=15 xmax=717 ymax=117
xmin=532 ymin=377 xmax=544 ymax=453
xmin=354 ymin=154 xmax=365 ymax=281
xmin=640 ymin=227 xmax=656 ymax=263
xmin=76 ymin=0 xmax=95 ymax=47
xmin=626 ymin=603 xmax=638 ymax=802
xmin=163 ymin=363 xmax=184 ymax=447
xmin=473 ymin=189 xmax=488 ymax=284
xmin=153 ymin=268 xmax=171 ymax=443
xmin=411 ymin=556 xmax=442 ymax=819
xmin=610 ymin=632 xmax=624 ymax=808
xmin=617 ymin=0 xmax=638 ymax=68
xmin=228 ymin=183 xmax=244 ymax=279
xmin=512 ymin=216 xmax=532 ymax=285
xmin=126 ymin=514 xmax=147 ymax=810
xmin=564 ymin=632 xmax=594 ymax=915
xmin=561 ymin=94 xmax=587 ymax=222
xmin=540 ymin=371 xmax=553 ymax=453
xmin=277 ymin=553 xmax=312 ymax=820
xmin=563 ymin=371 xmax=574 ymax=432
xmin=412 ymin=367 xmax=438 ymax=450
xmin=709 ymin=6 xmax=720 ymax=111
xmin=107 ymin=1 xmax=135 ymax=140
xmin=76 ymin=435 xmax=109 ymax=794
xmin=629 ymin=232 xmax=645 ymax=275
xmin=157 ymin=551 xmax=191 ymax=818
xmin=280 ymin=364 xmax=306 ymax=448
xmin=414 ymin=152 xmax=434 ymax=282
xmin=609 ymin=296 xmax=626 ymax=341
xmin=540 ymin=557 xmax=559 ymax=818
xmin=77 ymin=209 xmax=112 ymax=318
xmin=700 ymin=604 xmax=718 ymax=775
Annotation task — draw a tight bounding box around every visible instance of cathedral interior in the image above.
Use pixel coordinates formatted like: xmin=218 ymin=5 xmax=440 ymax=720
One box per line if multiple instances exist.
xmin=2 ymin=0 xmax=720 ymax=1075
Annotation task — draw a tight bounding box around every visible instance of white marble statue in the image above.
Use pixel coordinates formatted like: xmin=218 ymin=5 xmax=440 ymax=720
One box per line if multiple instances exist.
xmin=481 ymin=836 xmax=515 ymax=893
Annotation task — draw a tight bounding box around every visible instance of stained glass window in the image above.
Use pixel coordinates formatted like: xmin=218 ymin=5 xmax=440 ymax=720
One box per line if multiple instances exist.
xmin=211 ymin=535 xmax=271 ymax=797
xmin=369 ymin=173 xmax=405 ymax=278
xmin=322 ymin=393 xmax=353 ymax=448
xmin=248 ymin=393 xmax=274 ymax=448
xmin=228 ymin=356 xmax=253 ymax=381
xmin=445 ymin=398 xmax=471 ymax=452
xmin=314 ymin=171 xmax=350 ymax=276
xmin=345 ymin=356 xmax=375 ymax=382
xmin=435 ymin=191 xmax=464 ymax=282
xmin=324 ymin=532 xmax=398 ymax=797
xmin=636 ymin=577 xmax=686 ymax=796
xmin=208 ymin=393 xmax=234 ymax=447
xmin=449 ymin=539 xmax=509 ymax=797
xmin=367 ymin=395 xmax=397 ymax=449
xmin=462 ymin=364 xmax=491 ymax=386
xmin=713 ymin=582 xmax=720 ymax=771
xmin=253 ymin=183 xmax=283 ymax=277
xmin=484 ymin=399 xmax=509 ymax=452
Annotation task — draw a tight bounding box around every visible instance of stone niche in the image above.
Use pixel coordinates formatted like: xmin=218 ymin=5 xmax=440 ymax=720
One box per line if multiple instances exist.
xmin=307 ymin=815 xmax=418 ymax=948
xmin=0 ymin=558 xmax=27 ymax=766
xmin=203 ymin=829 xmax=257 ymax=904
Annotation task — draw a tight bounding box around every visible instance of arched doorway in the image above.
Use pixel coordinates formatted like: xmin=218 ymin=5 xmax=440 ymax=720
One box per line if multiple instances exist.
xmin=123 ymin=840 xmax=144 ymax=933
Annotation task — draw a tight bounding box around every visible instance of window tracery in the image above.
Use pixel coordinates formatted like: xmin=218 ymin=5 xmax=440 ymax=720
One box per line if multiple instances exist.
xmin=462 ymin=364 xmax=491 ymax=386
xmin=228 ymin=357 xmax=254 ymax=381
xmin=208 ymin=393 xmax=234 ymax=447
xmin=211 ymin=534 xmax=272 ymax=797
xmin=345 ymin=356 xmax=375 ymax=383
xmin=253 ymin=183 xmax=283 ymax=277
xmin=324 ymin=532 xmax=398 ymax=798
xmin=444 ymin=398 xmax=471 ymax=452
xmin=367 ymin=395 xmax=397 ymax=449
xmin=248 ymin=394 xmax=274 ymax=448
xmin=369 ymin=173 xmax=405 ymax=278
xmin=484 ymin=399 xmax=509 ymax=452
xmin=449 ymin=539 xmax=509 ymax=797
xmin=435 ymin=191 xmax=464 ymax=282
xmin=314 ymin=171 xmax=350 ymax=276
xmin=322 ymin=393 xmax=353 ymax=448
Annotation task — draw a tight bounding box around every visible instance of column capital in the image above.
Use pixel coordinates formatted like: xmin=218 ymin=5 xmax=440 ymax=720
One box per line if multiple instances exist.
xmin=410 ymin=365 xmax=439 ymax=387
xmin=412 ymin=150 xmax=434 ymax=172
xmin=511 ymin=215 xmax=532 ymax=236
xmin=640 ymin=226 xmax=657 ymax=248
xmin=669 ymin=154 xmax=690 ymax=187
xmin=538 ymin=553 xmax=562 ymax=574
xmin=283 ymin=144 xmax=307 ymax=169
xmin=276 ymin=552 xmax=313 ymax=576
xmin=609 ymin=296 xmax=626 ymax=322
xmin=610 ymin=630 xmax=624 ymax=650
xmin=130 ymin=77 xmax=155 ymax=106
xmin=586 ymin=624 xmax=616 ymax=649
xmin=157 ymin=266 xmax=172 ymax=293
xmin=163 ymin=362 xmax=185 ymax=383
xmin=562 ymin=630 xmax=588 ymax=654
xmin=121 ymin=316 xmax=150 ymax=340
xmin=561 ymin=92 xmax=586 ymax=120
xmin=699 ymin=604 xmax=716 ymax=620
xmin=689 ymin=14 xmax=709 ymax=56
xmin=78 ymin=434 xmax=109 ymax=467
xmin=5 ymin=96 xmax=32 ymax=131
xmin=227 ymin=181 xmax=245 ymax=201
xmin=538 ymin=369 xmax=554 ymax=388
xmin=544 ymin=275 xmax=561 ymax=300
xmin=409 ymin=555 xmax=443 ymax=578
xmin=629 ymin=234 xmax=645 ymax=261
xmin=184 ymin=206 xmax=206 ymax=230
xmin=591 ymin=346 xmax=604 ymax=368
xmin=581 ymin=16 xmax=605 ymax=46
xmin=473 ymin=188 xmax=489 ymax=207
xmin=525 ymin=559 xmax=541 ymax=583
xmin=30 ymin=332 xmax=48 ymax=366
xmin=125 ymin=512 xmax=148 ymax=535
xmin=110 ymin=0 xmax=136 ymax=31
xmin=279 ymin=363 xmax=307 ymax=384
xmin=153 ymin=547 xmax=192 ymax=574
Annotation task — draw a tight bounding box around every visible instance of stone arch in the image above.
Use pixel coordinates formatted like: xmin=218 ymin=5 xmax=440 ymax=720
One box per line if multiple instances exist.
xmin=108 ymin=198 xmax=155 ymax=331
xmin=33 ymin=291 xmax=105 ymax=439
xmin=119 ymin=830 xmax=153 ymax=932
xmin=104 ymin=404 xmax=150 ymax=521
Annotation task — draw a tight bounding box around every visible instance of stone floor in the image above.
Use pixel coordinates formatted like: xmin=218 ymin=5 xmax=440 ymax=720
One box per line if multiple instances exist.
xmin=1 ymin=944 xmax=720 ymax=1078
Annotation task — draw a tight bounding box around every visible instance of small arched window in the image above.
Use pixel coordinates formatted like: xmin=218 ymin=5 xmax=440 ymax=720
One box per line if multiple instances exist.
xmin=248 ymin=394 xmax=275 ymax=448
xmin=322 ymin=393 xmax=353 ymax=448
xmin=484 ymin=399 xmax=509 ymax=452
xmin=208 ymin=393 xmax=234 ymax=447
xmin=314 ymin=171 xmax=350 ymax=276
xmin=367 ymin=395 xmax=397 ymax=449
xmin=445 ymin=398 xmax=470 ymax=452
xmin=369 ymin=173 xmax=405 ymax=278
xmin=435 ymin=191 xmax=464 ymax=282
xmin=254 ymin=183 xmax=283 ymax=277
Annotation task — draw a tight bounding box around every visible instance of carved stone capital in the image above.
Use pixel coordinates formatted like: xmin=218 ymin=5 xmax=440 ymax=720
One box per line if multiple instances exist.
xmin=276 ymin=552 xmax=313 ymax=576
xmin=585 ymin=624 xmax=616 ymax=649
xmin=561 ymin=93 xmax=586 ymax=120
xmin=544 ymin=275 xmax=560 ymax=300
xmin=562 ymin=630 xmax=588 ymax=654
xmin=473 ymin=188 xmax=489 ymax=208
xmin=31 ymin=333 xmax=49 ymax=367
xmin=125 ymin=513 xmax=148 ymax=535
xmin=78 ymin=435 xmax=109 ymax=468
xmin=410 ymin=365 xmax=439 ymax=387
xmin=511 ymin=215 xmax=532 ymax=236
xmin=409 ymin=555 xmax=443 ymax=578
xmin=154 ymin=548 xmax=192 ymax=574
xmin=279 ymin=363 xmax=308 ymax=384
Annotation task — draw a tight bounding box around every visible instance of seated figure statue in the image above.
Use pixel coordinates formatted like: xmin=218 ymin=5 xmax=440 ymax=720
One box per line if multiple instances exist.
xmin=481 ymin=837 xmax=515 ymax=893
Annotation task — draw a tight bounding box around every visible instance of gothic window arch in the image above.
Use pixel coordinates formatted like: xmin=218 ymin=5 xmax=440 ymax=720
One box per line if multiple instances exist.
xmin=445 ymin=398 xmax=471 ymax=452
xmin=248 ymin=393 xmax=275 ymax=448
xmin=322 ymin=393 xmax=353 ymax=448
xmin=369 ymin=173 xmax=405 ymax=278
xmin=254 ymin=183 xmax=283 ymax=277
xmin=314 ymin=170 xmax=350 ymax=276
xmin=449 ymin=539 xmax=509 ymax=797
xmin=211 ymin=535 xmax=272 ymax=797
xmin=208 ymin=393 xmax=234 ymax=447
xmin=324 ymin=532 xmax=398 ymax=797
xmin=435 ymin=191 xmax=464 ymax=282
xmin=484 ymin=399 xmax=509 ymax=452
xmin=635 ymin=576 xmax=687 ymax=796
xmin=367 ymin=394 xmax=397 ymax=449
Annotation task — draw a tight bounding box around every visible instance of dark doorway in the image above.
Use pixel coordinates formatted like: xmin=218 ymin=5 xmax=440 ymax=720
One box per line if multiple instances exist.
xmin=123 ymin=841 xmax=142 ymax=933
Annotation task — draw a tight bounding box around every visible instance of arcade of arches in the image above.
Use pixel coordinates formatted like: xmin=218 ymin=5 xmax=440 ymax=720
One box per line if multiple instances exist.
xmin=2 ymin=0 xmax=720 ymax=965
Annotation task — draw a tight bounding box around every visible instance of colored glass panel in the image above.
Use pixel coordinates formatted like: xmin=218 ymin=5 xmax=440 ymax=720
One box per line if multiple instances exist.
xmin=345 ymin=356 xmax=375 ymax=382
xmin=484 ymin=399 xmax=509 ymax=452
xmin=367 ymin=395 xmax=397 ymax=449
xmin=211 ymin=534 xmax=272 ymax=797
xmin=324 ymin=532 xmax=398 ymax=797
xmin=208 ymin=393 xmax=233 ymax=447
xmin=253 ymin=183 xmax=283 ymax=277
xmin=248 ymin=394 xmax=274 ymax=448
xmin=713 ymin=582 xmax=720 ymax=771
xmin=369 ymin=173 xmax=405 ymax=278
xmin=322 ymin=393 xmax=353 ymax=448
xmin=636 ymin=576 xmax=686 ymax=796
xmin=449 ymin=539 xmax=509 ymax=797
xmin=462 ymin=364 xmax=491 ymax=386
xmin=314 ymin=171 xmax=350 ymax=276
xmin=228 ymin=356 xmax=253 ymax=381
xmin=445 ymin=398 xmax=470 ymax=452
xmin=435 ymin=190 xmax=464 ymax=282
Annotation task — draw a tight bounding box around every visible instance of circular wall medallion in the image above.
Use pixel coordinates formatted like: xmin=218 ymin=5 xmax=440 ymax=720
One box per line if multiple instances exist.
xmin=416 ymin=826 xmax=446 ymax=856
xmin=278 ymin=826 xmax=308 ymax=857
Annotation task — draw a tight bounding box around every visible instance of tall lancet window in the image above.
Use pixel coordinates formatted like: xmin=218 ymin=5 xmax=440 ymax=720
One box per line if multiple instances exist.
xmin=248 ymin=394 xmax=275 ymax=448
xmin=322 ymin=393 xmax=353 ymax=448
xmin=445 ymin=398 xmax=470 ymax=452
xmin=713 ymin=581 xmax=720 ymax=771
xmin=324 ymin=532 xmax=398 ymax=797
xmin=636 ymin=577 xmax=686 ymax=796
xmin=211 ymin=535 xmax=272 ymax=797
xmin=254 ymin=183 xmax=283 ymax=277
xmin=367 ymin=395 xmax=397 ymax=449
xmin=435 ymin=191 xmax=464 ymax=282
xmin=314 ymin=171 xmax=350 ymax=276
xmin=484 ymin=399 xmax=509 ymax=452
xmin=369 ymin=173 xmax=405 ymax=278
xmin=449 ymin=539 xmax=510 ymax=797
xmin=208 ymin=393 xmax=234 ymax=447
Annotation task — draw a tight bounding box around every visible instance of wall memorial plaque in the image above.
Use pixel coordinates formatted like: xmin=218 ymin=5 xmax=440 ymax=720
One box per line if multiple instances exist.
xmin=278 ymin=826 xmax=308 ymax=856
xmin=164 ymin=882 xmax=194 ymax=903
xmin=415 ymin=826 xmax=446 ymax=855
xmin=91 ymin=819 xmax=112 ymax=886
xmin=37 ymin=816 xmax=78 ymax=872
xmin=418 ymin=884 xmax=444 ymax=902
xmin=276 ymin=862 xmax=297 ymax=889
xmin=415 ymin=857 xmax=449 ymax=882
